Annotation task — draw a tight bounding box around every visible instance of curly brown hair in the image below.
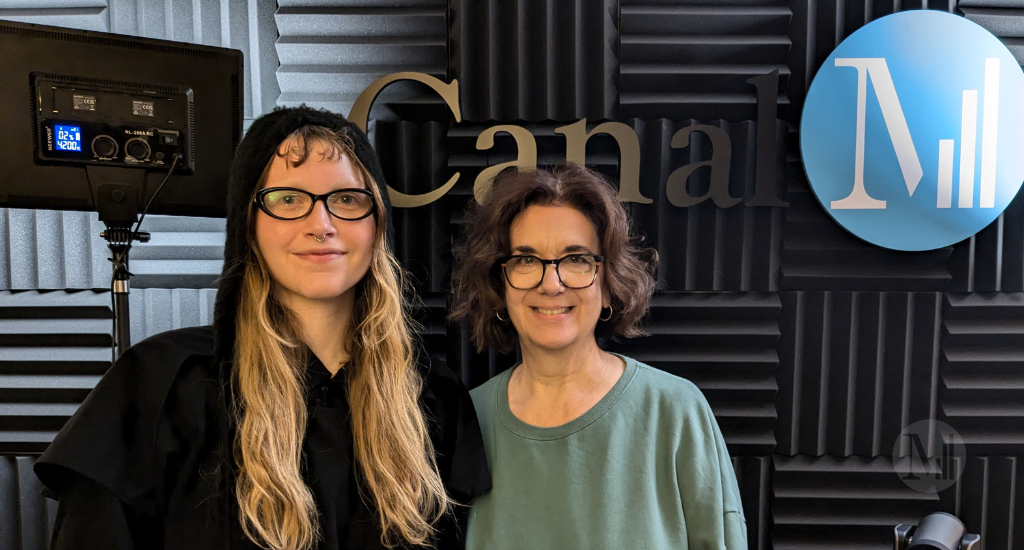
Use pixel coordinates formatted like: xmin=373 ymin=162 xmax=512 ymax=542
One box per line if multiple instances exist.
xmin=450 ymin=164 xmax=659 ymax=353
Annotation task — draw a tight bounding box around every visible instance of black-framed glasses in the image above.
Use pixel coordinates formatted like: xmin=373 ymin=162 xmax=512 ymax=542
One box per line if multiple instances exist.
xmin=253 ymin=187 xmax=375 ymax=221
xmin=501 ymin=254 xmax=604 ymax=290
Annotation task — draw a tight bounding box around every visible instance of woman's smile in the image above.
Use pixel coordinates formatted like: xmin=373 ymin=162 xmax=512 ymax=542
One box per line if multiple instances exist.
xmin=530 ymin=305 xmax=574 ymax=317
xmin=293 ymin=248 xmax=346 ymax=263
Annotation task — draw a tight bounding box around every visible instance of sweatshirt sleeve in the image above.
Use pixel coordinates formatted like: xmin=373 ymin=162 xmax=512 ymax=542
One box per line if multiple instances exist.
xmin=675 ymin=385 xmax=748 ymax=550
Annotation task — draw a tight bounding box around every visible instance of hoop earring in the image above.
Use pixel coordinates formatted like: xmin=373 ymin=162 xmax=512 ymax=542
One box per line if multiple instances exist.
xmin=496 ymin=309 xmax=508 ymax=322
xmin=600 ymin=305 xmax=613 ymax=322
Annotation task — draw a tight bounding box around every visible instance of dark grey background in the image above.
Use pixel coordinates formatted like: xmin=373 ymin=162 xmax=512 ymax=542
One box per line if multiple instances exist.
xmin=3 ymin=1 xmax=1023 ymax=549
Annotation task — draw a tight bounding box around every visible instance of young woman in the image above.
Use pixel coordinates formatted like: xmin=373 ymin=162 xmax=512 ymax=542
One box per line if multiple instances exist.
xmin=451 ymin=165 xmax=746 ymax=550
xmin=35 ymin=107 xmax=490 ymax=550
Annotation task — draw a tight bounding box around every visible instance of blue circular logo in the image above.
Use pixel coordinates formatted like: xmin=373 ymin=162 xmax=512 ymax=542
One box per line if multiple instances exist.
xmin=800 ymin=10 xmax=1024 ymax=251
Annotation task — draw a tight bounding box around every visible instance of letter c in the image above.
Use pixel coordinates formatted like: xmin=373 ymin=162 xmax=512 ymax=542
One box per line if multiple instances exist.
xmin=349 ymin=72 xmax=462 ymax=208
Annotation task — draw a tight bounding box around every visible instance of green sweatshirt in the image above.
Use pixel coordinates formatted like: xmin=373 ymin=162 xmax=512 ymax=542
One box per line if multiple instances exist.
xmin=466 ymin=354 xmax=747 ymax=550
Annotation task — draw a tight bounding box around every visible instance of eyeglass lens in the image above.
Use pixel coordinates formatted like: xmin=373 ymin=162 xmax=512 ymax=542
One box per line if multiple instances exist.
xmin=504 ymin=255 xmax=599 ymax=289
xmin=262 ymin=189 xmax=373 ymax=220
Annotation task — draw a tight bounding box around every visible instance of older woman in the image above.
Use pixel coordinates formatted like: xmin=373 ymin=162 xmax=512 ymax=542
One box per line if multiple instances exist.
xmin=451 ymin=164 xmax=746 ymax=550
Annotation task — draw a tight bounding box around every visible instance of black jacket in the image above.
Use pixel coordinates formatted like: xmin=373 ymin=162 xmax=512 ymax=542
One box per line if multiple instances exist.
xmin=34 ymin=107 xmax=491 ymax=549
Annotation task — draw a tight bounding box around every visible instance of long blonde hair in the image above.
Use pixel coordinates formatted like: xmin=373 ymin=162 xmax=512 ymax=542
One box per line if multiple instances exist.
xmin=232 ymin=126 xmax=450 ymax=550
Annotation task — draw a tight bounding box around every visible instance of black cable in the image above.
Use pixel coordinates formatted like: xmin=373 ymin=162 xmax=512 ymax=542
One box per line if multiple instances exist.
xmin=137 ymin=154 xmax=183 ymax=237
xmin=113 ymin=153 xmax=182 ymax=269
xmin=110 ymin=273 xmax=116 ymax=364
xmin=108 ymin=153 xmax=183 ymax=360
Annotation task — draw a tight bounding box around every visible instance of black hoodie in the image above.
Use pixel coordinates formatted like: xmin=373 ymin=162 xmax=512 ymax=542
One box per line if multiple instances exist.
xmin=34 ymin=107 xmax=491 ymax=550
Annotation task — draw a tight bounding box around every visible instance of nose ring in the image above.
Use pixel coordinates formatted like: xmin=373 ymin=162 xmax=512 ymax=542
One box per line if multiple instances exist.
xmin=313 ymin=234 xmax=325 ymax=243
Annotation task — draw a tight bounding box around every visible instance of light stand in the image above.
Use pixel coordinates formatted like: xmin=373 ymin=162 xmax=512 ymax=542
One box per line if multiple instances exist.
xmin=91 ymin=172 xmax=145 ymax=359
xmin=99 ymin=225 xmax=148 ymax=357
xmin=88 ymin=156 xmax=180 ymax=359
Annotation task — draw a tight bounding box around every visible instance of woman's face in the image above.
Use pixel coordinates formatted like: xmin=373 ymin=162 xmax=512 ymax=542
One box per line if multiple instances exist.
xmin=254 ymin=140 xmax=376 ymax=311
xmin=504 ymin=205 xmax=609 ymax=354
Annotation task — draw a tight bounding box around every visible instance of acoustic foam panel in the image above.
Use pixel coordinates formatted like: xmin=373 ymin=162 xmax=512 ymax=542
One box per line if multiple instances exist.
xmin=449 ymin=0 xmax=617 ymax=123
xmin=945 ymin=455 xmax=1024 ymax=550
xmin=733 ymin=455 xmax=772 ymax=550
xmin=0 ymin=291 xmax=111 ymax=454
xmin=0 ymin=289 xmax=216 ymax=453
xmin=954 ymin=0 xmax=1024 ymax=66
xmin=620 ymin=0 xmax=792 ymax=122
xmin=0 ymin=211 xmax=225 ymax=291
xmin=772 ymin=454 xmax=943 ymax=550
xmin=777 ymin=292 xmax=943 ymax=458
xmin=371 ymin=120 xmax=455 ymax=294
xmin=0 ymin=209 xmax=107 ymax=291
xmin=940 ymin=292 xmax=1024 ymax=455
xmin=276 ymin=0 xmax=448 ymax=121
xmin=630 ymin=119 xmax=785 ymax=292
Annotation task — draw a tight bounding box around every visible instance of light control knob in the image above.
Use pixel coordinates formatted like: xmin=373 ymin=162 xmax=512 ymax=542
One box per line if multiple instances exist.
xmin=125 ymin=138 xmax=151 ymax=161
xmin=91 ymin=135 xmax=117 ymax=158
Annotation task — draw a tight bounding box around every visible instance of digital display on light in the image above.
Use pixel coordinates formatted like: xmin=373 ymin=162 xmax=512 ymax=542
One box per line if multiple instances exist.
xmin=54 ymin=125 xmax=82 ymax=152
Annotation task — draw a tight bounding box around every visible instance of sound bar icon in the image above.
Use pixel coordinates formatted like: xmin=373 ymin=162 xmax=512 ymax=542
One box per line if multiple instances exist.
xmin=938 ymin=58 xmax=1000 ymax=209
xmin=830 ymin=57 xmax=1000 ymax=210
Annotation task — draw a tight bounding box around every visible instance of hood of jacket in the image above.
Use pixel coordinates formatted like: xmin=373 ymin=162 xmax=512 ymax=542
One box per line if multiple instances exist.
xmin=211 ymin=106 xmax=393 ymax=365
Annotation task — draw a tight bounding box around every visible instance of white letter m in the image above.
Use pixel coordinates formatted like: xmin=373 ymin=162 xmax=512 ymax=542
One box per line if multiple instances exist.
xmin=831 ymin=58 xmax=923 ymax=210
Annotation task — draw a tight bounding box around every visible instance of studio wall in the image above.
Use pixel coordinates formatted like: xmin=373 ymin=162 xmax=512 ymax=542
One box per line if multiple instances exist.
xmin=3 ymin=1 xmax=1024 ymax=549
